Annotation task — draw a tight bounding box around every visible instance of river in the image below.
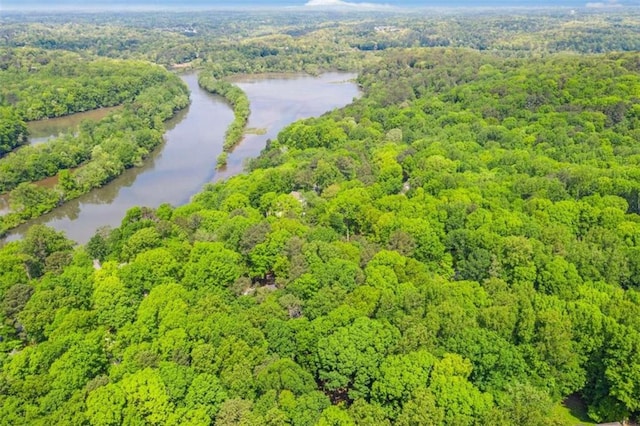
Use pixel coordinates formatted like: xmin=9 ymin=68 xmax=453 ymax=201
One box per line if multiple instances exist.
xmin=27 ymin=106 xmax=122 ymax=146
xmin=4 ymin=71 xmax=360 ymax=244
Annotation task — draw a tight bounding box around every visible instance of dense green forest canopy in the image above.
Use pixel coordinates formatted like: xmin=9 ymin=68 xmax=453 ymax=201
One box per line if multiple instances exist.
xmin=3 ymin=9 xmax=640 ymax=68
xmin=1 ymin=8 xmax=640 ymax=426
xmin=0 ymin=48 xmax=177 ymax=120
xmin=0 ymin=48 xmax=189 ymax=235
xmin=0 ymin=105 xmax=27 ymax=156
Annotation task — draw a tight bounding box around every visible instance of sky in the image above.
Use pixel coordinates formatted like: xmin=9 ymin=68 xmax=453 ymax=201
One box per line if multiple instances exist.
xmin=0 ymin=0 xmax=636 ymax=10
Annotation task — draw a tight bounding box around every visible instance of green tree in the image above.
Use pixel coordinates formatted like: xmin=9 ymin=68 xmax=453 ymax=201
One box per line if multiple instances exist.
xmin=497 ymin=382 xmax=555 ymax=426
xmin=182 ymin=242 xmax=243 ymax=290
xmin=395 ymin=388 xmax=445 ymax=426
xmin=86 ymin=383 xmax=126 ymax=426
xmin=0 ymin=105 xmax=27 ymax=156
xmin=92 ymin=266 xmax=135 ymax=330
xmin=120 ymin=368 xmax=173 ymax=425
xmin=19 ymin=224 xmax=73 ymax=278
xmin=315 ymin=317 xmax=399 ymax=400
xmin=256 ymin=358 xmax=316 ymax=396
xmin=185 ymin=373 xmax=228 ymax=420
xmin=428 ymin=354 xmax=494 ymax=425
xmin=371 ymin=350 xmax=436 ymax=414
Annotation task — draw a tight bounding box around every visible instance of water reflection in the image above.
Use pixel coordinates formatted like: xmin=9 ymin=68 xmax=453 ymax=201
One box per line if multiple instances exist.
xmin=216 ymin=72 xmax=359 ymax=181
xmin=5 ymin=71 xmax=360 ymax=244
xmin=27 ymin=106 xmax=121 ymax=146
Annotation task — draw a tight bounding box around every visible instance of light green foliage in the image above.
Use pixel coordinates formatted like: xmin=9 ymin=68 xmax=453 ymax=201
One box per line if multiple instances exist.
xmin=443 ymin=328 xmax=527 ymax=392
xmin=286 ymin=391 xmax=331 ymax=426
xmin=531 ymin=303 xmax=585 ymax=397
xmin=167 ymin=407 xmax=211 ymax=426
xmin=158 ymin=361 xmax=195 ymax=404
xmin=3 ymin=14 xmax=640 ymax=426
xmin=119 ymin=368 xmax=172 ymax=425
xmin=182 ymin=242 xmax=243 ymax=290
xmin=317 ymin=405 xmax=355 ymax=426
xmin=395 ymin=389 xmax=444 ymax=426
xmin=86 ymin=383 xmax=127 ymax=426
xmin=348 ymin=399 xmax=391 ymax=426
xmin=8 ymin=183 xmax=60 ymax=226
xmin=497 ymin=382 xmax=556 ymax=426
xmin=321 ymin=187 xmax=373 ymax=240
xmin=428 ymin=354 xmax=494 ymax=425
xmin=315 ymin=317 xmax=399 ymax=399
xmin=134 ymin=283 xmax=190 ymax=342
xmin=215 ymin=398 xmax=263 ymax=426
xmin=256 ymin=358 xmax=316 ymax=396
xmin=118 ymin=247 xmax=182 ymax=297
xmin=584 ymin=323 xmax=640 ymax=421
xmin=371 ymin=350 xmax=435 ymax=413
xmin=184 ymin=373 xmax=228 ymax=419
xmin=277 ymin=120 xmax=347 ymax=150
xmin=121 ymin=227 xmax=162 ymax=261
xmin=92 ymin=267 xmax=135 ymax=330
xmin=19 ymin=224 xmax=73 ymax=279
xmin=0 ymin=243 xmax=29 ymax=291
xmin=46 ymin=330 xmax=107 ymax=409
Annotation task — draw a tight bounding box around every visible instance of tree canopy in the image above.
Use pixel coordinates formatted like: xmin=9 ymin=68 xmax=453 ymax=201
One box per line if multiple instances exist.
xmin=2 ymin=8 xmax=640 ymax=426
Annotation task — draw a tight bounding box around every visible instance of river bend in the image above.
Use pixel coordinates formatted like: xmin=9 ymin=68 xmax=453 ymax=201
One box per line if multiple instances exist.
xmin=4 ymin=71 xmax=359 ymax=244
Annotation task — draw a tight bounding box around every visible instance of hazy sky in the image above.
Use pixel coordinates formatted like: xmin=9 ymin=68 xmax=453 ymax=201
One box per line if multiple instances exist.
xmin=1 ymin=0 xmax=636 ymax=10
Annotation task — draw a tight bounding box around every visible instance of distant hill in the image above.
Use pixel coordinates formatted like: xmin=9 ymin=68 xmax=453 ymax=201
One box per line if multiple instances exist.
xmin=1 ymin=0 xmax=628 ymax=11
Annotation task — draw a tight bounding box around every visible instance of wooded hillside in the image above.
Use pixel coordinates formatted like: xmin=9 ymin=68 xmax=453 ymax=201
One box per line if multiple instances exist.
xmin=1 ymin=46 xmax=639 ymax=425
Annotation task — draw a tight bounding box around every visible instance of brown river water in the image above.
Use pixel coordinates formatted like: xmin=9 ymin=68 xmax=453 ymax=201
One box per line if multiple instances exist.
xmin=3 ymin=71 xmax=360 ymax=244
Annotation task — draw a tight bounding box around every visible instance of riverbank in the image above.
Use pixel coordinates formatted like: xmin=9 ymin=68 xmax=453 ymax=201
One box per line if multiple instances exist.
xmin=0 ymin=75 xmax=189 ymax=238
xmin=198 ymin=72 xmax=251 ymax=166
xmin=27 ymin=106 xmax=122 ymax=146
xmin=2 ymin=72 xmax=360 ymax=244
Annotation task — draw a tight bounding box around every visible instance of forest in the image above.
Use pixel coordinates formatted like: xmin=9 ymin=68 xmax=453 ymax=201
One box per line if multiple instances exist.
xmin=0 ymin=48 xmax=189 ymax=235
xmin=1 ymin=7 xmax=640 ymax=426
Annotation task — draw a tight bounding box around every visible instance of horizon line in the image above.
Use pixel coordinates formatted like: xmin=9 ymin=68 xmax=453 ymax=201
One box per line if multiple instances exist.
xmin=1 ymin=4 xmax=631 ymax=12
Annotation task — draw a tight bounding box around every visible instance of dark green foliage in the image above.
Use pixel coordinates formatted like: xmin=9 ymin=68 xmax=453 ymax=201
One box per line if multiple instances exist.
xmin=20 ymin=224 xmax=74 ymax=279
xmin=0 ymin=52 xmax=189 ymax=236
xmin=0 ymin=48 xmax=174 ymax=121
xmin=3 ymin=12 xmax=640 ymax=426
xmin=8 ymin=182 xmax=60 ymax=219
xmin=0 ymin=105 xmax=27 ymax=156
xmin=198 ymin=73 xmax=250 ymax=153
